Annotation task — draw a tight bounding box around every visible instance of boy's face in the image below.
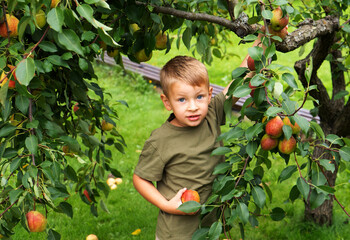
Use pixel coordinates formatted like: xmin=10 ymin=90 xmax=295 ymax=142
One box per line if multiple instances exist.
xmin=161 ymin=81 xmax=213 ymax=127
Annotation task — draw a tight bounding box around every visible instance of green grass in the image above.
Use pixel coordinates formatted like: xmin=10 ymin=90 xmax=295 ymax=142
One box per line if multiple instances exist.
xmin=12 ymin=50 xmax=349 ymax=239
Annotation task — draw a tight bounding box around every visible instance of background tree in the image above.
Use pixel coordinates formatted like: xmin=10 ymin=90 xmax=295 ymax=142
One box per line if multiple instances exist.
xmin=0 ymin=0 xmax=349 ymax=239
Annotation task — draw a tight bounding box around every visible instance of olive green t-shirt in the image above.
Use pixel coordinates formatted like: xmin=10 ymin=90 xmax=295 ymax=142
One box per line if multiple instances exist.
xmin=134 ymin=92 xmax=226 ymax=240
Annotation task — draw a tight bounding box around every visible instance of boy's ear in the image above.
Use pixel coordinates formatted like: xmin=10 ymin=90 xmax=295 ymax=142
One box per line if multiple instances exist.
xmin=208 ymin=86 xmax=213 ymax=102
xmin=160 ymin=94 xmax=172 ymax=111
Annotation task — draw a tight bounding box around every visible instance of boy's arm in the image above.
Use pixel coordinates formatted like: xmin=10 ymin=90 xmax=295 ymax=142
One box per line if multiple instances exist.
xmin=222 ymin=37 xmax=263 ymax=100
xmin=133 ymin=173 xmax=190 ymax=215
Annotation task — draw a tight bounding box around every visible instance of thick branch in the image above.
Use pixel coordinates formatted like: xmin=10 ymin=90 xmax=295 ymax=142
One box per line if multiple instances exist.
xmin=276 ymin=15 xmax=340 ymax=52
xmin=135 ymin=1 xmax=258 ymax=37
xmin=137 ymin=2 xmax=339 ymax=53
xmin=294 ymin=33 xmax=336 ymax=125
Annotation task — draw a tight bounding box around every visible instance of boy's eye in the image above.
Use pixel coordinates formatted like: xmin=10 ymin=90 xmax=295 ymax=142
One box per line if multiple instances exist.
xmin=178 ymin=98 xmax=185 ymax=102
xmin=197 ymin=95 xmax=204 ymax=100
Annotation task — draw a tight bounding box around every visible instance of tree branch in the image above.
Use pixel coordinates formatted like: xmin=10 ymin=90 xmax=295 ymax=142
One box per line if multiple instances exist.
xmin=276 ymin=15 xmax=340 ymax=52
xmin=135 ymin=1 xmax=258 ymax=37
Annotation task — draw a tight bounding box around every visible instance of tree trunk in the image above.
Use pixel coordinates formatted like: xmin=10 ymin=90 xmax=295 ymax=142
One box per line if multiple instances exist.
xmin=304 ymin=125 xmax=339 ymax=226
xmin=294 ymin=33 xmax=345 ymax=226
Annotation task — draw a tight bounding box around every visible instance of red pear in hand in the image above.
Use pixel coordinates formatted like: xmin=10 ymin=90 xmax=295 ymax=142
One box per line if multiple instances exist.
xmin=181 ymin=189 xmax=200 ymax=203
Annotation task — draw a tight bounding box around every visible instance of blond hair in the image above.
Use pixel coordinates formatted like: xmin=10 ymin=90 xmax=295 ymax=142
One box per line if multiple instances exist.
xmin=160 ymin=56 xmax=209 ymax=97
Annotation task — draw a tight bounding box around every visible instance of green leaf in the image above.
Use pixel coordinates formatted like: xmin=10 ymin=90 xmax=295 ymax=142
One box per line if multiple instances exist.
xmin=58 ymin=29 xmax=84 ymax=56
xmin=15 ymin=95 xmax=30 ymax=114
xmin=0 ymin=124 xmax=17 ymax=137
xmin=252 ymin=186 xmax=266 ymax=209
xmin=211 ymin=147 xmax=232 ymax=156
xmin=266 ymin=107 xmax=283 ymax=116
xmin=10 ymin=158 xmax=22 ymax=173
xmin=297 ymin=177 xmax=310 ymax=200
xmin=333 ymin=90 xmax=348 ymax=100
xmin=213 ymin=162 xmax=231 ymax=175
xmin=48 ymin=229 xmax=61 ymax=240
xmin=244 ymin=169 xmax=254 ymax=181
xmin=39 ymin=41 xmax=58 ymax=52
xmin=311 ymin=170 xmax=327 ymax=186
xmin=236 ymin=202 xmax=249 ymax=224
xmin=231 ymin=67 xmax=248 ymax=78
xmin=9 ymin=188 xmax=24 ymax=204
xmin=245 ymin=123 xmax=264 ymax=141
xmin=294 ymin=114 xmax=310 ymax=134
xmin=208 ymin=221 xmax=222 ymax=240
xmin=182 ymin=27 xmax=192 ymax=50
xmin=25 ymin=135 xmax=38 ymax=154
xmin=326 ymin=134 xmax=344 ymax=146
xmin=47 ymin=7 xmax=64 ymax=32
xmin=192 ymin=228 xmax=209 ymax=240
xmin=246 ymin=141 xmax=258 ymax=158
xmin=316 ymin=185 xmax=335 ymax=194
xmin=289 ymin=185 xmax=300 ymax=202
xmin=15 ymin=58 xmax=35 ymax=86
xmin=233 ymin=84 xmax=251 ymax=98
xmin=282 ymin=125 xmax=292 ymax=140
xmin=76 ymin=4 xmax=96 ymax=27
xmin=339 ymin=146 xmax=350 ymax=161
xmin=47 ymin=55 xmax=70 ymax=68
xmin=177 ymin=201 xmax=201 ymax=213
xmin=270 ymin=207 xmax=286 ymax=221
xmin=58 ymin=202 xmax=73 ymax=218
xmin=100 ymin=199 xmax=110 ymax=213
xmin=282 ymin=73 xmax=298 ymax=89
xmin=262 ymin=9 xmax=273 ymax=19
xmin=278 ymin=165 xmax=297 ymax=183
xmin=248 ymin=46 xmax=264 ymax=61
xmin=319 ymin=159 xmax=335 ymax=173
xmin=310 ymin=121 xmax=325 ymax=142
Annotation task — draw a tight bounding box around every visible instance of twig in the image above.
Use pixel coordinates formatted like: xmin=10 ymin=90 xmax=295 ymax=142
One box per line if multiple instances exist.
xmin=234 ymin=156 xmax=250 ymax=188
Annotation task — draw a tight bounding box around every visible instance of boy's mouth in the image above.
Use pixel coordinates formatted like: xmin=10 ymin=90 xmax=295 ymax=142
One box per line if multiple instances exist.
xmin=187 ymin=115 xmax=200 ymax=121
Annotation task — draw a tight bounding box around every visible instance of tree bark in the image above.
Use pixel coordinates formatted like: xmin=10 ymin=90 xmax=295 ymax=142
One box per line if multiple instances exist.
xmin=294 ymin=29 xmax=347 ymax=226
xmin=304 ymin=125 xmax=339 ymax=226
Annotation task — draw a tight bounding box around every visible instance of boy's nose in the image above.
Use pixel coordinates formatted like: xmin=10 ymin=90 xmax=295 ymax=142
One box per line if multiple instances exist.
xmin=188 ymin=100 xmax=198 ymax=111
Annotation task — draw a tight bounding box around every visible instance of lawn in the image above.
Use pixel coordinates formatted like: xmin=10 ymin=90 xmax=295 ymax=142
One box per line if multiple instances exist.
xmin=12 ymin=38 xmax=349 ymax=240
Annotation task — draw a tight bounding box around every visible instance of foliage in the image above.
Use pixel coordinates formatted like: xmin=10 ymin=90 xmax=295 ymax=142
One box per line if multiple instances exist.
xmin=0 ymin=0 xmax=350 ymax=239
xmin=0 ymin=1 xmax=126 ymax=239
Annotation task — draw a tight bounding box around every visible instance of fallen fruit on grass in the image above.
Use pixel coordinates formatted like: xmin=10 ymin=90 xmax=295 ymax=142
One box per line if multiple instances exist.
xmin=26 ymin=211 xmax=47 ymax=232
xmin=86 ymin=234 xmax=98 ymax=240
xmin=181 ymin=189 xmax=200 ymax=203
xmin=110 ymin=184 xmax=117 ymax=190
xmin=114 ymin=178 xmax=123 ymax=185
xmin=106 ymin=177 xmax=116 ymax=186
xmin=265 ymin=116 xmax=284 ymax=138
xmin=83 ymin=189 xmax=92 ymax=202
xmin=278 ymin=136 xmax=297 ymax=154
xmin=260 ymin=133 xmax=278 ymax=151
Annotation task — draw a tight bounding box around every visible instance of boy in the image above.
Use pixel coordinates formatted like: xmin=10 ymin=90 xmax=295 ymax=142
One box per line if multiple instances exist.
xmin=133 ymin=48 xmax=255 ymax=239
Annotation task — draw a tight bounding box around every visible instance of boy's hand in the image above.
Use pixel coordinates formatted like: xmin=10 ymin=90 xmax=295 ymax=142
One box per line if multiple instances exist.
xmin=165 ymin=188 xmax=198 ymax=215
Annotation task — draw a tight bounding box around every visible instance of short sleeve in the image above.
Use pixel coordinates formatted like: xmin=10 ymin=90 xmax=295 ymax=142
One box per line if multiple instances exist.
xmin=210 ymin=92 xmax=226 ymax=126
xmin=134 ymin=140 xmax=165 ymax=182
